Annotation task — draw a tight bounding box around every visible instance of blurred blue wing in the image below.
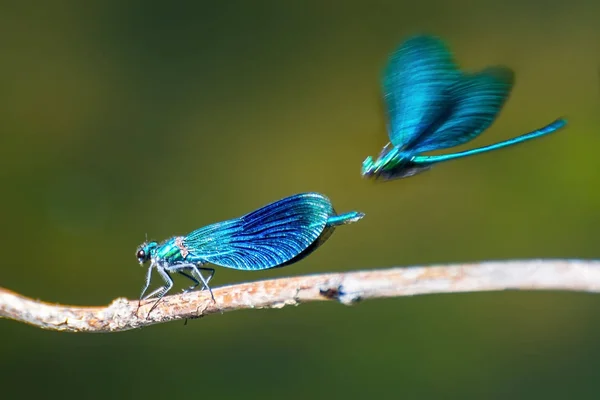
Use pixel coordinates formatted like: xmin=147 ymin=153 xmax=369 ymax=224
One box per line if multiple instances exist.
xmin=412 ymin=66 xmax=514 ymax=153
xmin=182 ymin=193 xmax=333 ymax=270
xmin=383 ymin=35 xmax=460 ymax=148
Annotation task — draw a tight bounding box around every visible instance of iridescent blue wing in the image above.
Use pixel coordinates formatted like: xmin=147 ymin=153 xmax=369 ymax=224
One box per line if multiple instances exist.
xmin=411 ymin=66 xmax=515 ymax=153
xmin=383 ymin=35 xmax=460 ymax=148
xmin=182 ymin=193 xmax=333 ymax=271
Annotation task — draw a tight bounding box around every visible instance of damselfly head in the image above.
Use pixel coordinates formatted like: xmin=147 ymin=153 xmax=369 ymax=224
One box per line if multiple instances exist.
xmin=362 ymin=155 xmax=389 ymax=178
xmin=361 ymin=156 xmax=376 ymax=177
xmin=363 ymin=144 xmax=402 ymax=178
xmin=136 ymin=241 xmax=158 ymax=265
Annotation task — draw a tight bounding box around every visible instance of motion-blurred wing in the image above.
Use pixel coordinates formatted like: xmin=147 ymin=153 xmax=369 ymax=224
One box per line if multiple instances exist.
xmin=383 ymin=35 xmax=460 ymax=148
xmin=412 ymin=66 xmax=514 ymax=153
xmin=183 ymin=193 xmax=333 ymax=270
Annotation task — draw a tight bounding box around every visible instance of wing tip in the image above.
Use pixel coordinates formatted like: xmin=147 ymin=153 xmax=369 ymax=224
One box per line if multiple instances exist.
xmin=403 ymin=33 xmax=446 ymax=47
xmin=387 ymin=33 xmax=453 ymax=65
xmin=477 ymin=65 xmax=515 ymax=86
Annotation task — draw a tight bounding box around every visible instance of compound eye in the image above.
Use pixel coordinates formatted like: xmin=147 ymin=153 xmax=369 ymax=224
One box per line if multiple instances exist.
xmin=137 ymin=249 xmax=146 ymax=260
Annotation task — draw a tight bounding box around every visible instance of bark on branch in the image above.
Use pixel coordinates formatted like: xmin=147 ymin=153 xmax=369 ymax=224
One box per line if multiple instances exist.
xmin=1 ymin=259 xmax=598 ymax=333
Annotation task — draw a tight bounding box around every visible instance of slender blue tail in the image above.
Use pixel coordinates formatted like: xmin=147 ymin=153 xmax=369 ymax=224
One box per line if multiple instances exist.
xmin=327 ymin=211 xmax=365 ymax=226
xmin=413 ymin=118 xmax=567 ymax=164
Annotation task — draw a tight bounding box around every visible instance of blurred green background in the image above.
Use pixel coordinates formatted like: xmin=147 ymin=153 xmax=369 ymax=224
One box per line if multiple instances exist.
xmin=1 ymin=1 xmax=599 ymax=399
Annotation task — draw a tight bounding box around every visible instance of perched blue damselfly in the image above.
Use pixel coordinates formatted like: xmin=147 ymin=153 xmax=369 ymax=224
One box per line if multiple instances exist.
xmin=136 ymin=192 xmax=364 ymax=312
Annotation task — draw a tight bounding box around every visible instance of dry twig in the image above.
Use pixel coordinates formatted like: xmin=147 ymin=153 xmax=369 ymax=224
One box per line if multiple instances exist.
xmin=1 ymin=259 xmax=599 ymax=333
